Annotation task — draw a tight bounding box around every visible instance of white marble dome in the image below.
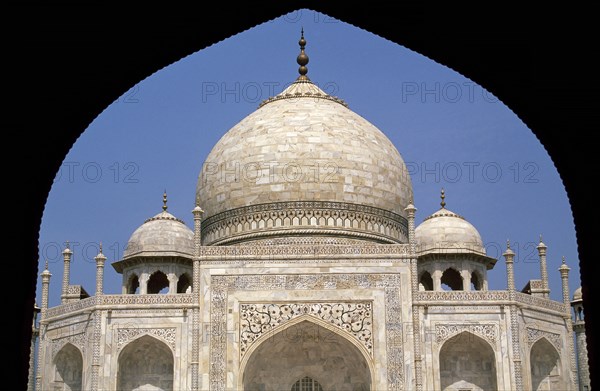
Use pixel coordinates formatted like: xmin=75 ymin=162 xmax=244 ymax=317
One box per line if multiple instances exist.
xmin=415 ymin=204 xmax=485 ymax=255
xmin=123 ymin=209 xmax=194 ymax=259
xmin=573 ymin=286 xmax=582 ymax=301
xmin=196 ymin=80 xmax=413 ymax=245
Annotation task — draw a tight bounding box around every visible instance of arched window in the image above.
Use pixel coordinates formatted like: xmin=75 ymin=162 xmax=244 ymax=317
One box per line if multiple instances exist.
xmin=177 ymin=273 xmax=192 ymax=293
xmin=53 ymin=343 xmax=83 ymax=391
xmin=127 ymin=274 xmax=139 ymax=294
xmin=471 ymin=270 xmax=483 ymax=291
xmin=530 ymin=338 xmax=564 ymax=390
xmin=441 ymin=268 xmax=462 ymax=291
xmin=147 ymin=271 xmax=169 ymax=294
xmin=291 ymin=377 xmax=324 ymax=391
xmin=419 ymin=271 xmax=433 ymax=291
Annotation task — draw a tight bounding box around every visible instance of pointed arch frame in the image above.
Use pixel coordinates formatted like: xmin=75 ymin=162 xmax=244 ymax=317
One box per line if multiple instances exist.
xmin=437 ymin=330 xmax=500 ymax=391
xmin=238 ymin=315 xmax=374 ymax=390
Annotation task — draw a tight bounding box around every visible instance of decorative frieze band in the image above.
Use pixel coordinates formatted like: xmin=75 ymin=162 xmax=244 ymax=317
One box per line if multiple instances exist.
xmin=414 ymin=291 xmax=567 ymax=317
xmin=247 ymin=236 xmax=367 ymax=246
xmin=109 ymin=309 xmax=185 ymax=316
xmin=259 ymin=85 xmax=349 ymax=108
xmin=515 ymin=292 xmax=567 ymax=313
xmin=116 ymin=327 xmax=177 ymax=351
xmin=46 ymin=297 xmax=97 ymax=318
xmin=201 ymin=201 xmax=408 ymax=245
xmin=46 ymin=294 xmax=195 ymax=318
xmin=199 ymin=243 xmax=410 ymax=261
xmin=51 ymin=332 xmax=87 ymax=357
xmin=414 ymin=290 xmax=509 ymax=302
xmin=526 ymin=327 xmax=562 ymax=351
xmin=435 ymin=323 xmax=498 ymax=345
xmin=100 ymin=293 xmax=195 ymax=306
xmin=240 ymin=302 xmax=372 ymax=358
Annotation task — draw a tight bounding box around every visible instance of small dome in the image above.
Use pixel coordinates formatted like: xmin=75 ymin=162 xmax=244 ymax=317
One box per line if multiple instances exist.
xmin=415 ymin=206 xmax=485 ymax=255
xmin=573 ymin=286 xmax=583 ymax=301
xmin=123 ymin=210 xmax=194 ymax=259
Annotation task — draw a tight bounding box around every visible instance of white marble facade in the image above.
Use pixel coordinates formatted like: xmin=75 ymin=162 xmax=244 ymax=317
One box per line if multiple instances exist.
xmin=32 ymin=35 xmax=589 ymax=391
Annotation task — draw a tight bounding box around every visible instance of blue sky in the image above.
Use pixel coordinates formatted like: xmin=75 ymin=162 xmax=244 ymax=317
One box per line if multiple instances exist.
xmin=37 ymin=10 xmax=579 ymax=307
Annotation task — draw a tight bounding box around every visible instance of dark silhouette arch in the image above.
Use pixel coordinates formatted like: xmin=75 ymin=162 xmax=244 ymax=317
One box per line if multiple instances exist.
xmin=471 ymin=270 xmax=483 ymax=291
xmin=127 ymin=274 xmax=139 ymax=294
xmin=147 ymin=271 xmax=169 ymax=294
xmin=177 ymin=273 xmax=191 ymax=293
xmin=441 ymin=268 xmax=462 ymax=291
xmin=419 ymin=271 xmax=433 ymax=291
xmin=17 ymin=6 xmax=596 ymax=390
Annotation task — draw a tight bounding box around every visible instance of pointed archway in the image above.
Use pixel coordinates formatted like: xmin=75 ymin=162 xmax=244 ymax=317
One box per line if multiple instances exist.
xmin=530 ymin=338 xmax=564 ymax=390
xmin=439 ymin=331 xmax=497 ymax=390
xmin=242 ymin=319 xmax=371 ymax=391
xmin=117 ymin=335 xmax=174 ymax=391
xmin=52 ymin=343 xmax=83 ymax=391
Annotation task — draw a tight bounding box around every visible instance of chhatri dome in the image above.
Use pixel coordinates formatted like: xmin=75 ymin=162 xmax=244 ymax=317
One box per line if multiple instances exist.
xmin=415 ymin=189 xmax=486 ymax=255
xmin=122 ymin=192 xmax=194 ymax=259
xmin=573 ymin=286 xmax=583 ymax=301
xmin=197 ymin=29 xmax=413 ymax=245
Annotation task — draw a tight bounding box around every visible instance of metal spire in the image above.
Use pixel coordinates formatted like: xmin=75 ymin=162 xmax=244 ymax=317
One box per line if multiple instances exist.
xmin=163 ymin=190 xmax=168 ymax=211
xmin=440 ymin=188 xmax=446 ymax=209
xmin=297 ymin=28 xmax=309 ymax=81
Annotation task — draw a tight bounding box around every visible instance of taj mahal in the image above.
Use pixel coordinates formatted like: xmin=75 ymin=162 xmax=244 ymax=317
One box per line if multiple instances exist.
xmin=29 ymin=32 xmax=590 ymax=391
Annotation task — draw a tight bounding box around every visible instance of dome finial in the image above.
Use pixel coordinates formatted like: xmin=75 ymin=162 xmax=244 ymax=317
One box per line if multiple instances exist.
xmin=440 ymin=188 xmax=446 ymax=209
xmin=506 ymin=239 xmax=511 ymax=249
xmin=562 ymin=255 xmax=566 ymax=264
xmin=44 ymin=260 xmax=48 ymax=270
xmin=163 ymin=190 xmax=168 ymax=211
xmin=296 ymin=28 xmax=309 ymax=81
xmin=99 ymin=242 xmax=103 ymax=254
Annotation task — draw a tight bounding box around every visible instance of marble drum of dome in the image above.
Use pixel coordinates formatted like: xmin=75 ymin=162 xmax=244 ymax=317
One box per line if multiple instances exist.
xmin=196 ymin=38 xmax=413 ymax=246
